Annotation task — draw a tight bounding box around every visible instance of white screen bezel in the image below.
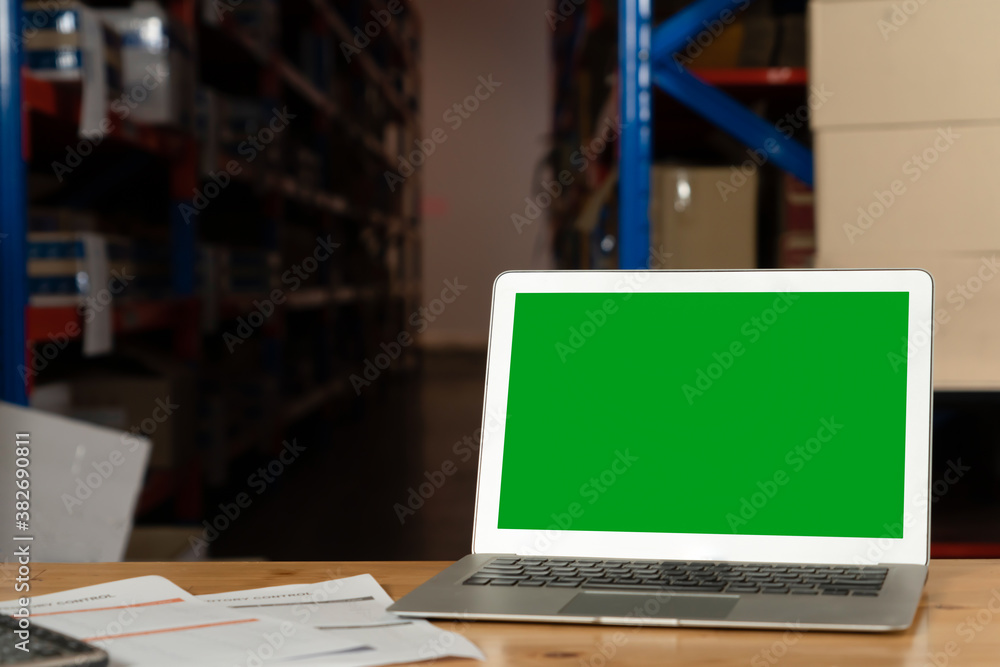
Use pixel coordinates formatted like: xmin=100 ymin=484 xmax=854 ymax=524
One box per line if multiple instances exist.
xmin=471 ymin=269 xmax=933 ymax=566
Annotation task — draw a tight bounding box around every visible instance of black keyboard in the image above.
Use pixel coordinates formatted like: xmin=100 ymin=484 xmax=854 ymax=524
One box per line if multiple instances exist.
xmin=463 ymin=558 xmax=888 ymax=596
xmin=1 ymin=614 xmax=108 ymax=666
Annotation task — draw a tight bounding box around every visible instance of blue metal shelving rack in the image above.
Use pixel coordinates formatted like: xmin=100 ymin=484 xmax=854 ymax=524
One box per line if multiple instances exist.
xmin=0 ymin=0 xmax=28 ymax=405
xmin=618 ymin=0 xmax=815 ymax=269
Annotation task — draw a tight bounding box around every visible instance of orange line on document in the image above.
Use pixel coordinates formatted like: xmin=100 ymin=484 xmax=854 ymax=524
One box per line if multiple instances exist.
xmin=30 ymin=598 xmax=186 ymax=617
xmin=83 ymin=617 xmax=259 ymax=642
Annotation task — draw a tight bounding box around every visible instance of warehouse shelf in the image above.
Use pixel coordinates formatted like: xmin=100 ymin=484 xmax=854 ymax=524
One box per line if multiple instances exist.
xmin=264 ymin=173 xmax=351 ymax=215
xmin=369 ymin=0 xmax=419 ymax=70
xmin=691 ymin=67 xmax=807 ymax=87
xmin=304 ymin=0 xmax=413 ymax=122
xmin=22 ymin=75 xmax=195 ymax=159
xmin=2 ymin=0 xmax=423 ymax=534
xmin=26 ymin=299 xmax=195 ymax=343
xmin=282 ymin=378 xmax=348 ymax=423
xmin=210 ymin=20 xmax=391 ymax=166
xmin=617 ymin=0 xmax=814 ymax=269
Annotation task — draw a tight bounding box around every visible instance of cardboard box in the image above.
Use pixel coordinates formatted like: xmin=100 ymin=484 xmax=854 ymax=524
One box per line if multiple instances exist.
xmin=650 ymin=165 xmax=757 ymax=269
xmin=809 ymin=0 xmax=1000 ymax=129
xmin=814 ymin=122 xmax=1000 ymax=388
xmin=814 ymin=123 xmax=1000 ymax=255
xmin=99 ymin=1 xmax=194 ymax=126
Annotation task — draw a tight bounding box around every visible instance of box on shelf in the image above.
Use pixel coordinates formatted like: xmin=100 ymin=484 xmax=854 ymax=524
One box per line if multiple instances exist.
xmin=649 ymin=165 xmax=757 ymax=269
xmin=810 ymin=0 xmax=1000 ymax=130
xmin=22 ymin=0 xmax=123 ymax=134
xmin=814 ymin=123 xmax=999 ymax=255
xmin=27 ymin=231 xmax=124 ymax=302
xmin=99 ymin=0 xmax=195 ymax=126
xmin=814 ymin=121 xmax=1000 ymax=388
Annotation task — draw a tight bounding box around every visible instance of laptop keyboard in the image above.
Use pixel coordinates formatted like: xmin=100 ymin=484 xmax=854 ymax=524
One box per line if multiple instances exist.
xmin=463 ymin=558 xmax=888 ymax=596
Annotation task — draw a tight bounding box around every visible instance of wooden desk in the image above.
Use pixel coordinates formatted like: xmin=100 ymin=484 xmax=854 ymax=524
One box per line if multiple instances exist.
xmin=2 ymin=560 xmax=1000 ymax=666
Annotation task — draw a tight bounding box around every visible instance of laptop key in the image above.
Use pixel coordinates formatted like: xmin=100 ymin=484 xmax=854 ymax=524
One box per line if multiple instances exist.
xmin=852 ymin=590 xmax=880 ymax=597
xmin=490 ymin=578 xmax=519 ymax=586
xmin=482 ymin=566 xmax=523 ymax=573
xmin=821 ymin=588 xmax=850 ymax=595
xmin=491 ymin=558 xmax=520 ymax=565
xmin=582 ymin=582 xmax=667 ymax=591
xmin=464 ymin=577 xmax=491 ymax=585
xmin=726 ymin=585 xmax=760 ymax=593
xmin=518 ymin=580 xmax=546 ymax=587
xmin=549 ymin=581 xmax=582 ymax=588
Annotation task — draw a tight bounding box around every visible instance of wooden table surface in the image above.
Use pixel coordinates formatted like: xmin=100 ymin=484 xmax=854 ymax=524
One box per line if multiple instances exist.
xmin=3 ymin=560 xmax=1000 ymax=666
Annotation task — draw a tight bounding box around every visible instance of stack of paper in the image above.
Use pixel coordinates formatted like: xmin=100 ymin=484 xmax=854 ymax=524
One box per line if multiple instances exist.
xmin=0 ymin=574 xmax=483 ymax=666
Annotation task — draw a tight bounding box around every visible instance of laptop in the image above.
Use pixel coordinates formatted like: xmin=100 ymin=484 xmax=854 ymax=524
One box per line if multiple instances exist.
xmin=389 ymin=269 xmax=934 ymax=631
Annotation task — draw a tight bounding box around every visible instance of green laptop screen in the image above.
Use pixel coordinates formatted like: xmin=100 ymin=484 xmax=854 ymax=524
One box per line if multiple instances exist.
xmin=497 ymin=291 xmax=909 ymax=539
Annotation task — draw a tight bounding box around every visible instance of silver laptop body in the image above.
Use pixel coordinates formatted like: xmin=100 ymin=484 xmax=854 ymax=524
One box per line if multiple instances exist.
xmin=389 ymin=269 xmax=934 ymax=631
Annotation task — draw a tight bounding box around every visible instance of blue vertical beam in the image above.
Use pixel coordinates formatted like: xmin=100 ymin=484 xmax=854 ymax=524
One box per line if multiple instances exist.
xmin=0 ymin=0 xmax=28 ymax=405
xmin=618 ymin=0 xmax=652 ymax=270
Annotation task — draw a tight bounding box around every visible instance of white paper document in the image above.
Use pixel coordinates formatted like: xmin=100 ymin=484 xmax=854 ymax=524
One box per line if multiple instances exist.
xmin=0 ymin=574 xmax=483 ymax=666
xmin=196 ymin=574 xmax=485 ymax=666
xmin=0 ymin=576 xmax=366 ymax=667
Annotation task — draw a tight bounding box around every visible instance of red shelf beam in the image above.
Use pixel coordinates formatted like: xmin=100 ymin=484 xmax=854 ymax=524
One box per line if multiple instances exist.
xmin=22 ymin=73 xmax=194 ymax=160
xmin=691 ymin=67 xmax=808 ymax=87
xmin=27 ymin=300 xmax=192 ymax=343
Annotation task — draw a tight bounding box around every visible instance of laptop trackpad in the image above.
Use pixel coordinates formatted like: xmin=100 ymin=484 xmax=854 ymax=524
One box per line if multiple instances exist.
xmin=560 ymin=592 xmax=738 ymax=620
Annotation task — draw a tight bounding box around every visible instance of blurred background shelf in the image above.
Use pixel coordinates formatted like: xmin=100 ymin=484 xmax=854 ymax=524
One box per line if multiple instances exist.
xmin=1 ymin=0 xmax=423 ymax=545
